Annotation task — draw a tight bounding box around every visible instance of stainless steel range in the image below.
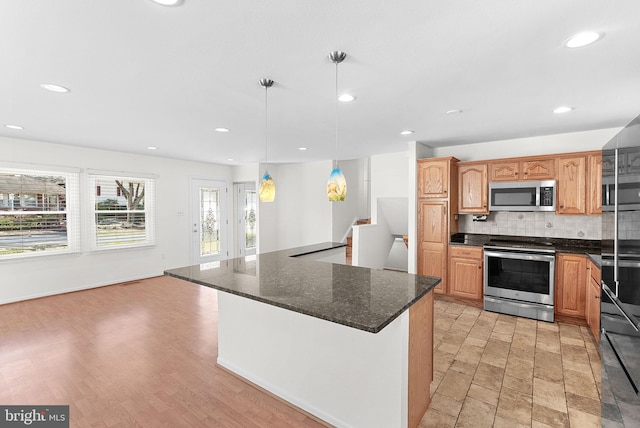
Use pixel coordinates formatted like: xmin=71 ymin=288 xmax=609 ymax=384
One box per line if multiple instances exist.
xmin=483 ymin=239 xmax=556 ymax=322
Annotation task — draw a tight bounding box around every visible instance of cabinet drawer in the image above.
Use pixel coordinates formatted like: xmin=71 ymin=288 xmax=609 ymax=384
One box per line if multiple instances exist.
xmin=449 ymin=245 xmax=483 ymax=259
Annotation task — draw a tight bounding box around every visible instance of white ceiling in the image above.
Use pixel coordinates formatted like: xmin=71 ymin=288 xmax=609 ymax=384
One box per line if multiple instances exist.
xmin=2 ymin=1 xmax=640 ymax=165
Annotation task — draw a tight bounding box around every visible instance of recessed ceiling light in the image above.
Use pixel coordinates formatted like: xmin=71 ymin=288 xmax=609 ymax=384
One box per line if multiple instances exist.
xmin=298 ymin=147 xmax=308 ymax=151
xmin=214 ymin=127 xmax=230 ymax=133
xmin=565 ymin=32 xmax=602 ymax=48
xmin=553 ymin=106 xmax=574 ymax=114
xmin=147 ymin=146 xmax=158 ymax=150
xmin=150 ymin=0 xmax=183 ymax=6
xmin=4 ymin=124 xmax=23 ymax=130
xmin=338 ymin=94 xmax=355 ymax=103
xmin=446 ymin=109 xmax=462 ymax=114
xmin=40 ymin=83 xmax=70 ymax=93
xmin=226 ymin=158 xmax=234 ymax=161
xmin=400 ymin=130 xmax=414 ymax=135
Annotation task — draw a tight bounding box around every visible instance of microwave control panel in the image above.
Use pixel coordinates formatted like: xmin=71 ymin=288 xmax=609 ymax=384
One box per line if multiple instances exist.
xmin=540 ymin=187 xmax=554 ymax=206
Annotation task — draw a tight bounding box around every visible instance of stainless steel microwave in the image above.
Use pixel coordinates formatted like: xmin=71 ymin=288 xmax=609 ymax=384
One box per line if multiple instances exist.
xmin=489 ymin=180 xmax=556 ymax=212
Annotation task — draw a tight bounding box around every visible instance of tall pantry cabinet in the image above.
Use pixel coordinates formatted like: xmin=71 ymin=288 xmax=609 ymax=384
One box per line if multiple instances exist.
xmin=417 ymin=157 xmax=459 ymax=294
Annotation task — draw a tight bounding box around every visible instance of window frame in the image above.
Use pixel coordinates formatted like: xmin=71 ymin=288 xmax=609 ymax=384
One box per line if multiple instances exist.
xmin=0 ymin=164 xmax=80 ymax=260
xmin=88 ymin=172 xmax=156 ymax=251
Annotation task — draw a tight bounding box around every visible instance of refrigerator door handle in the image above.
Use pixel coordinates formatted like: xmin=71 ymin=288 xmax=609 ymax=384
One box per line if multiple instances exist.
xmin=602 ymin=281 xmax=640 ymax=332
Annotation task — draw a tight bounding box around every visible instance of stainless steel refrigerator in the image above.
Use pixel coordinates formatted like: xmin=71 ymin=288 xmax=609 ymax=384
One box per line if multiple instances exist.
xmin=601 ymin=114 xmax=640 ymax=406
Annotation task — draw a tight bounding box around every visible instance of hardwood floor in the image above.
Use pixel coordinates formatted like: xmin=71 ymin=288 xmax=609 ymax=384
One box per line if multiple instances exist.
xmin=1 ymin=276 xmax=602 ymax=427
xmin=0 ymin=276 xmax=325 ymax=427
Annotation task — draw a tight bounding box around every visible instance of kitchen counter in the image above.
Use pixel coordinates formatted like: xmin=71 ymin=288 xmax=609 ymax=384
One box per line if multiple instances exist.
xmin=165 ymin=243 xmax=438 ymax=428
xmin=450 ymin=232 xmax=601 ymax=255
xmin=165 ymin=242 xmax=440 ymax=333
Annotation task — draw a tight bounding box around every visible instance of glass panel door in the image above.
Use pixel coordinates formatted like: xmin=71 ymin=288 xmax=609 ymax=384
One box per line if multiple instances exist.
xmin=191 ymin=179 xmax=227 ymax=264
xmin=234 ymin=182 xmax=256 ymax=256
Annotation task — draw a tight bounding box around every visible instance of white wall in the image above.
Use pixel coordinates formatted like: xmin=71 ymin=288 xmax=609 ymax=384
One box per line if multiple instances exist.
xmin=270 ymin=160 xmax=333 ymax=250
xmin=0 ymin=136 xmax=234 ymax=304
xmin=430 ymin=127 xmax=620 ymax=161
xmin=257 ymin=163 xmax=279 ymax=254
xmin=370 ymin=151 xmax=410 ymax=224
xmin=331 ymin=158 xmax=365 ymax=242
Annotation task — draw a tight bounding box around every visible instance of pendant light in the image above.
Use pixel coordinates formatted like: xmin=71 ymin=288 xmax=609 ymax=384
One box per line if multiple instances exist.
xmin=327 ymin=51 xmax=347 ymax=202
xmin=258 ymin=78 xmax=275 ymax=202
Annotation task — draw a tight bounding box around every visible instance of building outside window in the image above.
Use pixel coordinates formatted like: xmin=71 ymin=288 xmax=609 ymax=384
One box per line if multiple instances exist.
xmin=0 ymin=167 xmax=79 ymax=258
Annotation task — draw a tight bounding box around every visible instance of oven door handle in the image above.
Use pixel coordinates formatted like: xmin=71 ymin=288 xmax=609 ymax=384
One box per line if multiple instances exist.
xmin=602 ymin=281 xmax=640 ymax=332
xmin=484 ymin=249 xmax=556 ymax=263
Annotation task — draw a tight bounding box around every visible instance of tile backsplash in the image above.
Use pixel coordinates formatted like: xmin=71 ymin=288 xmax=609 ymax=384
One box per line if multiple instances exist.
xmin=459 ymin=212 xmax=602 ymax=240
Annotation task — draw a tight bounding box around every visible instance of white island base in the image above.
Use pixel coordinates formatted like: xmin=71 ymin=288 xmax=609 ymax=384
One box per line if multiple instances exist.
xmin=216 ymin=291 xmax=434 ymax=428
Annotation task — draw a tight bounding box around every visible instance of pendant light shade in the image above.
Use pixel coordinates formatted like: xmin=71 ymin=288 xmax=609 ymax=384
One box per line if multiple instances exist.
xmin=258 ymin=78 xmax=275 ymax=202
xmin=327 ymin=51 xmax=347 ymax=202
xmin=259 ymin=171 xmax=275 ymax=202
xmin=327 ymin=167 xmax=347 ymax=201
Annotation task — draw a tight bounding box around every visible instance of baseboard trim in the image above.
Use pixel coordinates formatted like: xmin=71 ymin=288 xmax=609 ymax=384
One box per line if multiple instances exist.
xmin=216 ymin=358 xmax=338 ymax=428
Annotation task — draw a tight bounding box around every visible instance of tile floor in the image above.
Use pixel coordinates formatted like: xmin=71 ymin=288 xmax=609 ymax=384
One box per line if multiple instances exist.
xmin=421 ymin=299 xmax=601 ymax=428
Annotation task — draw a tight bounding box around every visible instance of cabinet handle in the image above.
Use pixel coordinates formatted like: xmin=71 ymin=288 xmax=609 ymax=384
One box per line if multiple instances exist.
xmin=560 ymin=205 xmax=564 ymax=209
xmin=478 ymin=266 xmax=482 ymax=269
xmin=515 ymin=172 xmax=518 ymax=175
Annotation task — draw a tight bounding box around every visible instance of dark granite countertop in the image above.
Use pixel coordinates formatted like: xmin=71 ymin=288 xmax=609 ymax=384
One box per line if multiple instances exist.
xmin=164 ymin=242 xmax=440 ymax=334
xmin=450 ymin=232 xmax=601 ymax=255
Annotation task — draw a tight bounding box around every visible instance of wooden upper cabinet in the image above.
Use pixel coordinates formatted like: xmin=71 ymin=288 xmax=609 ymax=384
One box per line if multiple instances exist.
xmin=521 ymin=159 xmax=555 ymax=180
xmin=458 ymin=163 xmax=488 ymax=214
xmin=627 ymin=149 xmax=640 ymax=174
xmin=489 ymin=161 xmax=519 ymax=181
xmin=490 ymin=158 xmax=555 ymax=181
xmin=557 ymin=156 xmax=587 ymax=214
xmin=418 ymin=158 xmax=450 ymax=198
xmin=587 ymin=152 xmax=602 ymax=215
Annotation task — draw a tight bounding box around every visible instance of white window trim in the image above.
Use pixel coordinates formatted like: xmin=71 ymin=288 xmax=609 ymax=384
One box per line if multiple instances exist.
xmin=88 ymin=173 xmax=156 ymax=251
xmin=0 ymin=164 xmax=80 ymax=261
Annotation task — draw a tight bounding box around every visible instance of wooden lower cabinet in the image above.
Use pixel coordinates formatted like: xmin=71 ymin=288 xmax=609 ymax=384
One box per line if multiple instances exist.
xmin=586 ymin=259 xmax=601 ymax=342
xmin=448 ymin=245 xmax=483 ymax=300
xmin=418 ymin=201 xmax=448 ymax=294
xmin=555 ymin=253 xmax=587 ymax=318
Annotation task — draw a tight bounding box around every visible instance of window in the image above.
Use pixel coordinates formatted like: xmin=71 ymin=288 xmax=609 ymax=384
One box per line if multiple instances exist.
xmin=0 ymin=166 xmax=79 ymax=259
xmin=89 ymin=173 xmax=155 ymax=249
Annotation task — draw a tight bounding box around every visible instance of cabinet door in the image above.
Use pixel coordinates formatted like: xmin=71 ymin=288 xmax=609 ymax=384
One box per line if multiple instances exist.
xmin=521 ymin=159 xmax=555 ymax=180
xmin=418 ymin=201 xmax=447 ymax=294
xmin=448 ymin=246 xmax=483 ymax=300
xmin=587 ymin=153 xmax=602 ymax=215
xmin=418 ymin=159 xmax=449 ymax=198
xmin=586 ymin=262 xmax=601 ymax=342
xmin=627 ymin=149 xmax=640 ymax=175
xmin=557 ymin=156 xmax=587 ymax=214
xmin=458 ymin=164 xmax=488 ymax=214
xmin=489 ymin=161 xmax=520 ymax=181
xmin=555 ymin=254 xmax=587 ymax=317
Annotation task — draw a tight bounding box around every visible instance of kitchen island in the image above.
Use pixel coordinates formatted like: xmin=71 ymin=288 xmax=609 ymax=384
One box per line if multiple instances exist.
xmin=165 ymin=243 xmax=440 ymax=428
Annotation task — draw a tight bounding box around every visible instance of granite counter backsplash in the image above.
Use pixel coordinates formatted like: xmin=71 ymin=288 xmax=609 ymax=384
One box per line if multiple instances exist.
xmin=450 ymin=233 xmax=601 ymax=255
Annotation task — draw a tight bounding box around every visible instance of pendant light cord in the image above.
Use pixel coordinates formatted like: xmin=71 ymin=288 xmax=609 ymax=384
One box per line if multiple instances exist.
xmin=264 ymin=84 xmax=269 ymax=168
xmin=334 ymin=60 xmax=339 ymax=170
